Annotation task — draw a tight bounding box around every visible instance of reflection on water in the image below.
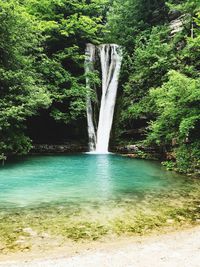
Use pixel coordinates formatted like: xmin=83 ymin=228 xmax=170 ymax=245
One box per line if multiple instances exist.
xmin=95 ymin=155 xmax=112 ymax=200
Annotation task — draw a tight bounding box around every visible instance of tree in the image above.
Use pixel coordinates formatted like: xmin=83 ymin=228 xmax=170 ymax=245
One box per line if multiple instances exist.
xmin=0 ymin=0 xmax=51 ymax=155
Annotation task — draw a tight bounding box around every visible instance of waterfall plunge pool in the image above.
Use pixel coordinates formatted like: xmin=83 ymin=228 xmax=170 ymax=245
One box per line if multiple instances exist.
xmin=0 ymin=154 xmax=200 ymax=252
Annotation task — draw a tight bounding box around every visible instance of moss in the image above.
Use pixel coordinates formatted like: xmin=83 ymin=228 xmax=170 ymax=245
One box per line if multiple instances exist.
xmin=62 ymin=222 xmax=108 ymax=241
xmin=1 ymin=184 xmax=200 ymax=253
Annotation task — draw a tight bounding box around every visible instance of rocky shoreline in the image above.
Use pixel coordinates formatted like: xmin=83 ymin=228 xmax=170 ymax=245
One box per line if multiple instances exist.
xmin=112 ymin=144 xmax=162 ymax=160
xmin=31 ymin=143 xmax=161 ymax=158
xmin=30 ymin=143 xmax=88 ymax=154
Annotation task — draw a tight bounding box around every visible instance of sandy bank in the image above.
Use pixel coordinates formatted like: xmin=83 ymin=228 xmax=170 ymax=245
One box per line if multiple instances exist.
xmin=0 ymin=227 xmax=200 ymax=267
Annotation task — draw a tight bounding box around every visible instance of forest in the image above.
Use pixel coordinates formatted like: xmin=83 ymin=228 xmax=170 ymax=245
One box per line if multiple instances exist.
xmin=0 ymin=0 xmax=200 ymax=175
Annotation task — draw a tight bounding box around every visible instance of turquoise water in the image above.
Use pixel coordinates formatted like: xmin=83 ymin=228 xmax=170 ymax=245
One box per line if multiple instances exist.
xmin=0 ymin=154 xmax=194 ymax=209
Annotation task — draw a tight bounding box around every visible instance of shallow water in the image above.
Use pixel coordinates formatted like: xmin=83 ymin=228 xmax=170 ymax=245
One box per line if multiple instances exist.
xmin=0 ymin=154 xmax=196 ymax=208
xmin=0 ymin=154 xmax=200 ymax=249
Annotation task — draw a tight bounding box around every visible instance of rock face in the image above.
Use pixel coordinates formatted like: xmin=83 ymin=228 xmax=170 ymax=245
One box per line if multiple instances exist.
xmin=112 ymin=144 xmax=162 ymax=160
xmin=169 ymin=15 xmax=185 ymax=35
xmin=31 ymin=143 xmax=87 ymax=154
xmin=168 ymin=10 xmax=182 ymax=21
xmin=113 ymin=144 xmax=155 ymax=153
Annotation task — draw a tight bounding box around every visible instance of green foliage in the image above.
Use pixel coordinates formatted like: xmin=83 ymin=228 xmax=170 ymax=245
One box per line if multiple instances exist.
xmin=27 ymin=0 xmax=108 ymax=125
xmin=0 ymin=0 xmax=108 ymax=156
xmin=121 ymin=26 xmax=174 ymax=124
xmin=106 ymin=0 xmax=167 ymax=48
xmin=0 ymin=0 xmax=51 ymax=155
xmin=147 ymin=71 xmax=200 ymax=145
xmin=108 ymin=0 xmax=200 ymax=173
xmin=162 ymin=161 xmax=176 ymax=171
xmin=175 ymin=142 xmax=200 ymax=174
xmin=167 ymin=0 xmax=200 ymax=15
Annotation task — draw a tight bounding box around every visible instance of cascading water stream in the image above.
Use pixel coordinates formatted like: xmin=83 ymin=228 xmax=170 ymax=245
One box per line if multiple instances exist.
xmin=85 ymin=44 xmax=122 ymax=154
xmin=96 ymin=44 xmax=122 ymax=153
xmin=85 ymin=43 xmax=97 ymax=151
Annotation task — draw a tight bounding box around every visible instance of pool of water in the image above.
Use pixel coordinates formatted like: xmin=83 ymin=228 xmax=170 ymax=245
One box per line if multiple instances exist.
xmin=1 ymin=154 xmax=200 ymax=249
xmin=0 ymin=154 xmax=196 ymax=208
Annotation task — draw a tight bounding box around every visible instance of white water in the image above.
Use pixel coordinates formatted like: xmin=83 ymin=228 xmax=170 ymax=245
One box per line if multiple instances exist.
xmin=85 ymin=43 xmax=97 ymax=151
xmin=85 ymin=44 xmax=122 ymax=154
xmin=96 ymin=44 xmax=122 ymax=153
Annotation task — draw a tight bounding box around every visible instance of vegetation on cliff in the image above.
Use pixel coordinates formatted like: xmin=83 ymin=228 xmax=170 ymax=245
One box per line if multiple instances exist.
xmin=0 ymin=0 xmax=107 ymax=155
xmin=107 ymin=0 xmax=200 ymax=174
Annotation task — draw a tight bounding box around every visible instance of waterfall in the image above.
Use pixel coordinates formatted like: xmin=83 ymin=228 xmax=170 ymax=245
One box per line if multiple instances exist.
xmin=85 ymin=44 xmax=122 ymax=153
xmin=96 ymin=44 xmax=122 ymax=153
xmin=85 ymin=43 xmax=97 ymax=151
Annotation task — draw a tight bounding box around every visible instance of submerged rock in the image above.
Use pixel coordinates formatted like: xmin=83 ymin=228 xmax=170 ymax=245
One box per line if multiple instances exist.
xmin=23 ymin=228 xmax=37 ymax=237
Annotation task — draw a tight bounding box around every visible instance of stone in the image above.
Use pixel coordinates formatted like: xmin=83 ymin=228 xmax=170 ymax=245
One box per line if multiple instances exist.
xmin=168 ymin=10 xmax=182 ymax=21
xmin=23 ymin=227 xmax=37 ymax=237
xmin=167 ymin=219 xmax=175 ymax=224
xmin=31 ymin=143 xmax=87 ymax=154
xmin=40 ymin=232 xmax=50 ymax=239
